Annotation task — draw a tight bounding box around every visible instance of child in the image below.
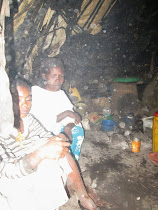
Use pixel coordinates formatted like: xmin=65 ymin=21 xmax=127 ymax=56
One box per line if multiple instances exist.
xmin=31 ymin=57 xmax=84 ymax=161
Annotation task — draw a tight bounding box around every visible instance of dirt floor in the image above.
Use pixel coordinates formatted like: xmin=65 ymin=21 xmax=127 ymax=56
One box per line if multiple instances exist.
xmin=61 ymin=126 xmax=158 ymax=210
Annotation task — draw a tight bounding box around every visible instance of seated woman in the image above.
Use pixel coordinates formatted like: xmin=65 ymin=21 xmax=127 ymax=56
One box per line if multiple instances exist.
xmin=0 ymin=78 xmax=96 ymax=210
xmin=30 ymin=57 xmax=84 ymax=161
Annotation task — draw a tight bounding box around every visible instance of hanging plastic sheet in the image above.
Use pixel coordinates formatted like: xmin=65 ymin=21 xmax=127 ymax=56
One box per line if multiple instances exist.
xmin=76 ymin=0 xmax=117 ymax=35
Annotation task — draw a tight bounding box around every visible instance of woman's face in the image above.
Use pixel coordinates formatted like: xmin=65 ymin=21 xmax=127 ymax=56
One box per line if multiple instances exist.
xmin=42 ymin=67 xmax=64 ymax=92
xmin=13 ymin=86 xmax=32 ymax=118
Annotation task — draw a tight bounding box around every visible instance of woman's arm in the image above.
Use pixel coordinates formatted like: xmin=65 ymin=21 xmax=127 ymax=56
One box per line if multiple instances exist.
xmin=0 ymin=137 xmax=70 ymax=179
xmin=29 ymin=137 xmax=70 ymax=168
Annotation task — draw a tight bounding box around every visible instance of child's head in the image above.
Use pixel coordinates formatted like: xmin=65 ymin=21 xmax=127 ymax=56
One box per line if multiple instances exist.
xmin=40 ymin=57 xmax=65 ymax=92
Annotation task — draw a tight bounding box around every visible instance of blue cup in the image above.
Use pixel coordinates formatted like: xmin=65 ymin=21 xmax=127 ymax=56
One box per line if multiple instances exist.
xmin=101 ymin=120 xmax=116 ymax=132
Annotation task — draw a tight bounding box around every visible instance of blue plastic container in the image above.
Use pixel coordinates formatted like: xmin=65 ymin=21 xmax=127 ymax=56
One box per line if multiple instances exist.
xmin=101 ymin=120 xmax=116 ymax=132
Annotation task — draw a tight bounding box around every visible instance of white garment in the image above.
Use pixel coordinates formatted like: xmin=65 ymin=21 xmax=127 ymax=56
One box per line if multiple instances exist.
xmin=0 ymin=159 xmax=70 ymax=210
xmin=30 ymin=86 xmax=74 ymax=132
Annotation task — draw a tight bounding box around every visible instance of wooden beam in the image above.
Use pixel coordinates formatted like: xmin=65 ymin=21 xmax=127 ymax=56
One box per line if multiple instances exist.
xmin=0 ymin=0 xmax=14 ymax=135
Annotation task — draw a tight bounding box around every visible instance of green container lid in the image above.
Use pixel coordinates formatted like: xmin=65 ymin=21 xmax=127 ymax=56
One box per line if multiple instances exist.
xmin=113 ymin=77 xmax=140 ymax=83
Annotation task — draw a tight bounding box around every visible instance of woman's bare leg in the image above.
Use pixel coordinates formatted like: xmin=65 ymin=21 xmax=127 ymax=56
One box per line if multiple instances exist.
xmin=66 ymin=153 xmax=97 ymax=210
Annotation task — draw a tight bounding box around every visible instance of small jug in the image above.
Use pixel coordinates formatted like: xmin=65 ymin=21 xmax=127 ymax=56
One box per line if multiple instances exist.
xmin=82 ymin=118 xmax=90 ymax=130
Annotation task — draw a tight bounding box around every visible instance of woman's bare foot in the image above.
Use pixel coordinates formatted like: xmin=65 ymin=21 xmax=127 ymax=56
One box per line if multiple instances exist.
xmin=79 ymin=194 xmax=97 ymax=210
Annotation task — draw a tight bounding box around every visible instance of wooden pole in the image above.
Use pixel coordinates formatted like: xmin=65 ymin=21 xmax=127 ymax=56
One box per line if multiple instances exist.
xmin=0 ymin=0 xmax=14 ymax=135
xmin=150 ymin=51 xmax=156 ymax=75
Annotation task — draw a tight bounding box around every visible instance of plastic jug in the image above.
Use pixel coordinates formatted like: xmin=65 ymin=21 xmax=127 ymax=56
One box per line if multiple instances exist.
xmin=152 ymin=112 xmax=158 ymax=152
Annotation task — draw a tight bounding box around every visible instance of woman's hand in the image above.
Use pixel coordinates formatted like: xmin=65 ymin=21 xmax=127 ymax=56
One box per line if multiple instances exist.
xmin=58 ymin=133 xmax=67 ymax=142
xmin=38 ymin=136 xmax=70 ymax=160
xmin=29 ymin=136 xmax=70 ymax=168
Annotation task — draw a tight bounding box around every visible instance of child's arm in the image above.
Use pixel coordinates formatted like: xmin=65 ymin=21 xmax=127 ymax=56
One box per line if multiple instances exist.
xmin=57 ymin=110 xmax=81 ymax=124
xmin=57 ymin=111 xmax=81 ymax=140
